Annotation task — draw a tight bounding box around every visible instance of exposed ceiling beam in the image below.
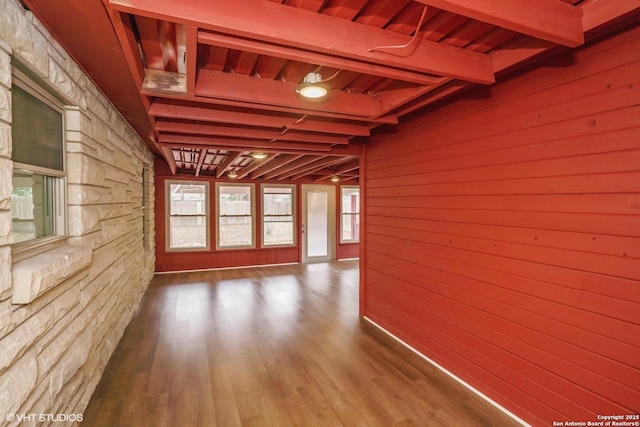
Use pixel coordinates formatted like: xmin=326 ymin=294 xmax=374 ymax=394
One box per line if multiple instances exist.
xmin=158 ymin=134 xmax=333 ymax=152
xmin=216 ymin=151 xmax=243 ymax=178
xmin=195 ymin=69 xmax=382 ymax=118
xmin=149 ymin=100 xmax=371 ymax=136
xmin=142 ymin=89 xmax=399 ymax=125
xmin=159 ymin=142 xmax=362 ymax=157
xmin=399 ymin=0 xmax=639 ymax=120
xmin=250 ymin=155 xmax=305 ymax=179
xmin=155 ymin=121 xmax=350 ymax=144
xmin=315 ymin=159 xmax=360 ymax=181
xmin=108 ymin=0 xmax=495 ymax=84
xmin=287 ymin=157 xmax=347 ymax=180
xmin=194 ymin=148 xmax=206 ymax=177
xmin=198 ymin=31 xmax=443 ymax=86
xmin=413 ymin=0 xmax=584 ymax=47
xmin=237 ymin=153 xmax=279 ymax=179
xmin=261 ymin=156 xmax=324 ymax=180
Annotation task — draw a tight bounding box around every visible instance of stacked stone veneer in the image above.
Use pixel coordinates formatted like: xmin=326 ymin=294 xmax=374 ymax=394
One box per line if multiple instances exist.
xmin=0 ymin=0 xmax=155 ymax=425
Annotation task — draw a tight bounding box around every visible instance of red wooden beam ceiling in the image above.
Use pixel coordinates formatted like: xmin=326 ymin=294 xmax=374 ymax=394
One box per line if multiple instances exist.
xmin=158 ymin=135 xmax=333 ymax=152
xmin=261 ymin=156 xmax=325 ymax=180
xmin=148 ymin=100 xmax=371 ymax=136
xmin=195 ymin=69 xmax=382 ymax=118
xmin=197 ymin=31 xmax=443 ymax=87
xmin=108 ymin=0 xmax=495 ymax=84
xmin=413 ymin=0 xmax=585 ymax=47
xmin=216 ymin=151 xmax=243 ymax=178
xmin=154 ymin=121 xmax=350 ymax=145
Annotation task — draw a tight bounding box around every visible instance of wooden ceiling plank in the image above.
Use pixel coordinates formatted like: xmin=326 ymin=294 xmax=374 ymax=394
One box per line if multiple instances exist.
xmin=385 ymin=3 xmax=439 ymax=34
xmin=197 ymin=31 xmax=443 ymax=86
xmin=155 ymin=121 xmax=350 ymax=144
xmin=194 ymin=148 xmax=206 ymax=177
xmin=262 ymin=156 xmax=323 ymax=180
xmin=238 ymin=153 xmax=279 ymax=179
xmin=355 ymin=0 xmax=412 ymax=28
xmin=274 ymin=156 xmax=335 ymax=180
xmin=149 ymin=100 xmax=371 ymax=136
xmin=256 ymin=56 xmax=288 ymax=80
xmin=229 ymin=50 xmax=260 ymax=75
xmin=288 ymin=0 xmax=326 ymax=13
xmin=287 ymin=157 xmax=346 ymax=180
xmin=216 ymin=151 xmax=243 ymax=178
xmin=250 ymin=154 xmax=305 ymax=179
xmin=412 ymin=0 xmax=584 ymax=47
xmin=159 ymin=141 xmax=361 ymax=157
xmin=109 ymin=0 xmax=495 ymax=83
xmin=159 ymin=134 xmax=333 ymax=152
xmin=196 ymin=68 xmax=381 ymax=118
xmin=322 ymin=0 xmax=368 ymax=20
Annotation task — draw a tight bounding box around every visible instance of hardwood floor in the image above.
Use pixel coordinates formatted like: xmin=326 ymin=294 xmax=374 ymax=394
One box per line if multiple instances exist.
xmin=83 ymin=261 xmax=521 ymax=426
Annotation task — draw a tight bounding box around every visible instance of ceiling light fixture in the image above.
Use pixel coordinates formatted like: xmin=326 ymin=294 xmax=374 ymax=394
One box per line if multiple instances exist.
xmin=330 ymin=176 xmax=340 ymax=182
xmin=228 ymin=170 xmax=238 ymax=179
xmin=296 ymin=72 xmax=328 ymax=99
xmin=251 ymin=152 xmax=267 ymax=159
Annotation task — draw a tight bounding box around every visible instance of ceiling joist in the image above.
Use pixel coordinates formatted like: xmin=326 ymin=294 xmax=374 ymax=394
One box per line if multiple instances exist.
xmin=149 ymin=100 xmax=372 ymax=136
xmin=195 ymin=69 xmax=382 ymax=118
xmin=108 ymin=0 xmax=496 ymax=84
xmin=414 ymin=0 xmax=584 ymax=47
xmin=155 ymin=121 xmax=350 ymax=145
xmin=197 ymin=31 xmax=443 ymax=87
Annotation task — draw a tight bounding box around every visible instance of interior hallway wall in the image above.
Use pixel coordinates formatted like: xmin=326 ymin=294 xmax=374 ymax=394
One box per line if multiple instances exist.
xmin=362 ymin=24 xmax=640 ymax=426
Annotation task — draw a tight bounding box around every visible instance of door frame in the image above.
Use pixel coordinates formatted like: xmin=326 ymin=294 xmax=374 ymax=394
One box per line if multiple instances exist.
xmin=301 ymin=184 xmax=336 ymax=263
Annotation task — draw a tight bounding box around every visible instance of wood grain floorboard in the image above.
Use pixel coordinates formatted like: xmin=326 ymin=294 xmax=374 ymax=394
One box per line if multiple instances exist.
xmin=82 ymin=261 xmax=521 ymax=426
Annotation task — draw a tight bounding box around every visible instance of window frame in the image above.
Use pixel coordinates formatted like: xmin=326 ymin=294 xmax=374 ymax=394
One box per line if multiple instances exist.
xmin=261 ymin=184 xmax=296 ymax=248
xmin=10 ymin=66 xmax=67 ymax=260
xmin=216 ymin=182 xmax=256 ymax=250
xmin=165 ymin=180 xmax=210 ymax=251
xmin=340 ymin=185 xmax=360 ymax=244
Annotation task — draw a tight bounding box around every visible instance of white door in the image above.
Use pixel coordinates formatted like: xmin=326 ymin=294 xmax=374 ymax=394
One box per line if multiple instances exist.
xmin=302 ymin=185 xmax=335 ymax=263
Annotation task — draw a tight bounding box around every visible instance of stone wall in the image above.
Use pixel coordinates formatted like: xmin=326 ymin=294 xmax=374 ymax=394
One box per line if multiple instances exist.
xmin=0 ymin=0 xmax=155 ymax=425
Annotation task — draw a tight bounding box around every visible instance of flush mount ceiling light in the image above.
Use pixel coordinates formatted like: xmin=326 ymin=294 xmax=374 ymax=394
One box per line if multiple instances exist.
xmin=330 ymin=176 xmax=340 ymax=182
xmin=227 ymin=170 xmax=238 ymax=179
xmin=296 ymin=72 xmax=328 ymax=99
xmin=251 ymin=152 xmax=267 ymax=159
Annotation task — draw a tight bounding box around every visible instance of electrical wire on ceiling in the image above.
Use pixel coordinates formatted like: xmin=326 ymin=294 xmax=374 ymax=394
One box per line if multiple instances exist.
xmin=269 ymin=114 xmax=308 ymax=143
xmin=367 ymin=6 xmax=428 ymax=54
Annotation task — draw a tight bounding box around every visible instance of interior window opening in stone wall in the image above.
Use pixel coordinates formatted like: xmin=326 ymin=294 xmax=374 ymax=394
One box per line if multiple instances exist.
xmin=11 ymin=66 xmax=67 ymax=251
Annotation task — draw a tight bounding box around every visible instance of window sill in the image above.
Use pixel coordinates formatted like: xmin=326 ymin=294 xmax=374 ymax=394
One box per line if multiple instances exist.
xmin=12 ymin=244 xmax=92 ymax=304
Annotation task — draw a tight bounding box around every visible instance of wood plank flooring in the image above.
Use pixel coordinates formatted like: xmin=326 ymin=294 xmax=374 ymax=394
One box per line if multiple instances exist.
xmin=83 ymin=261 xmax=521 ymax=426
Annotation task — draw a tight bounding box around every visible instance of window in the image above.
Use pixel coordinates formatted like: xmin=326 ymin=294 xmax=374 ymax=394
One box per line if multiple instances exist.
xmin=262 ymin=185 xmax=294 ymax=246
xmin=217 ymin=184 xmax=255 ymax=248
xmin=11 ymin=68 xmax=66 ymax=248
xmin=166 ymin=181 xmax=209 ymax=250
xmin=340 ymin=186 xmax=360 ymax=243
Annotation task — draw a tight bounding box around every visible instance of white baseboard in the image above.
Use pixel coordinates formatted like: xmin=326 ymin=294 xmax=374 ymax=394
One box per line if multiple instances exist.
xmin=362 ymin=316 xmax=531 ymax=427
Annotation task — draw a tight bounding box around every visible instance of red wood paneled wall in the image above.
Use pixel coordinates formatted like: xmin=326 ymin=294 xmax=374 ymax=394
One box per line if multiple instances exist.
xmin=362 ymin=26 xmax=640 ymax=425
xmin=155 ymin=163 xmax=358 ymax=271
